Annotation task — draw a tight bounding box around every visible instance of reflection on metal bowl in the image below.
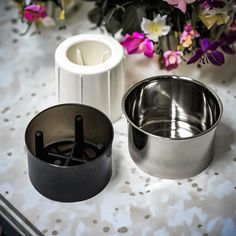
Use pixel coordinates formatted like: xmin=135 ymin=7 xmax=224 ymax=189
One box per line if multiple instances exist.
xmin=122 ymin=75 xmax=223 ymax=179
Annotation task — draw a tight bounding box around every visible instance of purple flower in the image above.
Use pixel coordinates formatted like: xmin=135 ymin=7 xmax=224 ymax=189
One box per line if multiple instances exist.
xmin=120 ymin=32 xmax=155 ymax=58
xmin=217 ymin=32 xmax=236 ymax=55
xmin=229 ymin=17 xmax=236 ymax=31
xmin=187 ymin=38 xmax=225 ymax=66
xmin=24 ymin=5 xmax=47 ymax=22
xmin=199 ymin=0 xmax=225 ymax=9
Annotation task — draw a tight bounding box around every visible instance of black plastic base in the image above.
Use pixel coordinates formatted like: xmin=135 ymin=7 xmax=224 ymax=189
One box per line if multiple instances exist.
xmin=25 ymin=104 xmax=113 ymax=202
xmin=27 ymin=145 xmax=112 ymax=202
xmin=43 ymin=140 xmax=104 ymax=166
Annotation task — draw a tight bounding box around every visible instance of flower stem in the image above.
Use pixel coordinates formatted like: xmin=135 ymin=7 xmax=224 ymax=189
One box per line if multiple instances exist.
xmin=20 ymin=23 xmax=32 ymax=36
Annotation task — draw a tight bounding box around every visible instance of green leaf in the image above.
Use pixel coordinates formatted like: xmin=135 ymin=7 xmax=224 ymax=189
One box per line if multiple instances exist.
xmin=88 ymin=7 xmax=101 ymax=24
xmin=121 ymin=5 xmax=145 ymax=35
xmin=105 ymin=18 xmax=122 ymax=35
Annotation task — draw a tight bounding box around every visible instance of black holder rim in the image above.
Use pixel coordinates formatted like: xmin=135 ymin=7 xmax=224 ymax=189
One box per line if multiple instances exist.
xmin=25 ymin=104 xmax=113 ymax=202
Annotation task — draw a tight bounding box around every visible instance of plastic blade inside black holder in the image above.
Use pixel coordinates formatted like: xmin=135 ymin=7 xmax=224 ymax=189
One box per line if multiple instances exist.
xmin=34 ymin=115 xmax=105 ymax=166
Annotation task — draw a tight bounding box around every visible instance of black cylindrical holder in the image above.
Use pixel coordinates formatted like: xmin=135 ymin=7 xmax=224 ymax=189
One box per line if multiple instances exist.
xmin=25 ymin=104 xmax=113 ymax=202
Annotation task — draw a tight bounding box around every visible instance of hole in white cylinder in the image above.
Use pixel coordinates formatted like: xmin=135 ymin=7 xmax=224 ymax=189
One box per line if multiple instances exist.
xmin=67 ymin=41 xmax=112 ymax=66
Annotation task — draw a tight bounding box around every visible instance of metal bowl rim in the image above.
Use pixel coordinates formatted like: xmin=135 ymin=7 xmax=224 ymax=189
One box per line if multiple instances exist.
xmin=122 ymin=75 xmax=223 ymax=141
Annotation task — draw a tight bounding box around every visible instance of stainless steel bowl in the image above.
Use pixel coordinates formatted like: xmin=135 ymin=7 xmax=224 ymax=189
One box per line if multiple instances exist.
xmin=122 ymin=76 xmax=223 ymax=179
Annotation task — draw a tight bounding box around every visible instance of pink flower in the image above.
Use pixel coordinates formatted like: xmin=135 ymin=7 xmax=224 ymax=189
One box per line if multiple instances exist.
xmin=120 ymin=32 xmax=154 ymax=58
xmin=24 ymin=5 xmax=47 ymax=22
xmin=180 ymin=24 xmax=200 ymax=47
xmin=164 ymin=0 xmax=196 ymax=13
xmin=163 ymin=50 xmax=183 ymax=70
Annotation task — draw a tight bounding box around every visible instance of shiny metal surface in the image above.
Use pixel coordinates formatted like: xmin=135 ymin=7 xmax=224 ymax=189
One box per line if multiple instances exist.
xmin=122 ymin=76 xmax=223 ymax=179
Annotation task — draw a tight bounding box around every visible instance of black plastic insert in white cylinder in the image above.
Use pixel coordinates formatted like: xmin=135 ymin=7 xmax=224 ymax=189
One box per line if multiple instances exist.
xmin=25 ymin=104 xmax=113 ymax=202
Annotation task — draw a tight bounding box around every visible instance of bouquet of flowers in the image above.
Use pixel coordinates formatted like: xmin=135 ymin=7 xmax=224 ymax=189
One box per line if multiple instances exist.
xmin=13 ymin=0 xmax=79 ymax=35
xmin=87 ymin=0 xmax=236 ymax=70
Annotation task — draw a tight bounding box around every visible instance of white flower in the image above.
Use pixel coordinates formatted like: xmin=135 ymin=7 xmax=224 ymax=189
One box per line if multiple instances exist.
xmin=141 ymin=14 xmax=171 ymax=42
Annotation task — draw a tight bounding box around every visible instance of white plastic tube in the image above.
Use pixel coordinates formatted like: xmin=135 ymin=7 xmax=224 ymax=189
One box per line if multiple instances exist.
xmin=55 ymin=34 xmax=125 ymax=123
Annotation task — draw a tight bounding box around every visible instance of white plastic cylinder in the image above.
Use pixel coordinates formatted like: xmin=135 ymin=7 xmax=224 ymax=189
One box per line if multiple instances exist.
xmin=55 ymin=34 xmax=125 ymax=123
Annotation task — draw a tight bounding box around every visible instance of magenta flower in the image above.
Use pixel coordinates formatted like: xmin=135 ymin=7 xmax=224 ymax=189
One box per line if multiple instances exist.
xmin=24 ymin=5 xmax=47 ymax=22
xmin=180 ymin=24 xmax=200 ymax=48
xmin=187 ymin=38 xmax=225 ymax=66
xmin=120 ymin=32 xmax=154 ymax=58
xmin=164 ymin=0 xmax=196 ymax=13
xmin=163 ymin=50 xmax=183 ymax=70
